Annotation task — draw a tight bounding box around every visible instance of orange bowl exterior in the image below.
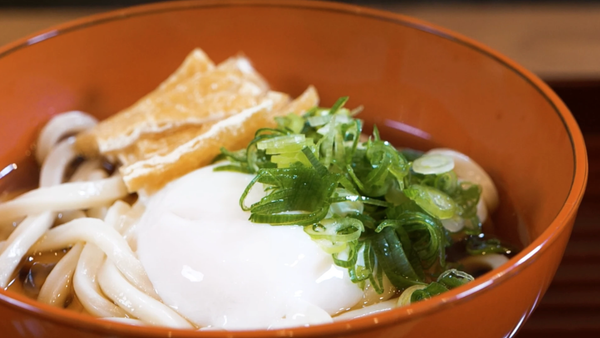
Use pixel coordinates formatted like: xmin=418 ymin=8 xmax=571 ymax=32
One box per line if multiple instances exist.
xmin=0 ymin=1 xmax=587 ymax=338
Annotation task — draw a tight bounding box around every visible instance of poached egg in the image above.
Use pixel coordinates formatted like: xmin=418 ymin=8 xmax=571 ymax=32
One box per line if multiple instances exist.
xmin=136 ymin=164 xmax=363 ymax=330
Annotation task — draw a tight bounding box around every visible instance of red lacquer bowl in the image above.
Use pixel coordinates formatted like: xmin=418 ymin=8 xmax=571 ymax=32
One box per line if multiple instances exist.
xmin=0 ymin=1 xmax=587 ymax=337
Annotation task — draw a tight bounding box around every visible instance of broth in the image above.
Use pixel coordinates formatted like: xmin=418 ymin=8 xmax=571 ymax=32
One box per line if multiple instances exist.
xmin=6 ymin=247 xmax=88 ymax=314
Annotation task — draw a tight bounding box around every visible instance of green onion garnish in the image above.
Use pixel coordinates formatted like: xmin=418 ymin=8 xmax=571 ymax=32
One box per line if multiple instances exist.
xmin=412 ymin=153 xmax=454 ymax=175
xmin=215 ymin=96 xmax=506 ymax=298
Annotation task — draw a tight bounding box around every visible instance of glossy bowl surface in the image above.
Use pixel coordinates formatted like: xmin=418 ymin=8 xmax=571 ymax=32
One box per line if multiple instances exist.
xmin=0 ymin=1 xmax=587 ymax=338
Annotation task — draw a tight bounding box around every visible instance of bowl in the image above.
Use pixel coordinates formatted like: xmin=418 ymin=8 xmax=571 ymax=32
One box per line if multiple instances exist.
xmin=0 ymin=1 xmax=588 ymax=337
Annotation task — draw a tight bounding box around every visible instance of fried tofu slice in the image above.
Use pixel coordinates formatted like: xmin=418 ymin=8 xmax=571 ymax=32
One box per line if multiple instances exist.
xmin=75 ymin=49 xmax=269 ymax=156
xmin=74 ymin=47 xmax=320 ymax=193
xmin=119 ymin=87 xmax=319 ymax=193
xmin=277 ymin=85 xmax=318 ymax=116
xmin=114 ymin=91 xmax=290 ymax=169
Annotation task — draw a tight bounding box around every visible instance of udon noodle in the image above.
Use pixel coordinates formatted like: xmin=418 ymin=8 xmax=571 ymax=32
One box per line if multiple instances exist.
xmin=0 ymin=111 xmax=195 ymax=327
xmin=0 ymin=52 xmax=512 ymax=330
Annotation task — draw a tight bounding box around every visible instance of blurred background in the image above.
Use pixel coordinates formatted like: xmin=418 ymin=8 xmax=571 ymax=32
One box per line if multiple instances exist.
xmin=2 ymin=0 xmax=600 ymax=81
xmin=1 ymin=1 xmax=599 ymax=337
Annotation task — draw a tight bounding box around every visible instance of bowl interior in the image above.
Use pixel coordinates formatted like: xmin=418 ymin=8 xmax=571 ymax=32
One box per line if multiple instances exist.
xmin=0 ymin=0 xmax=581 ymax=336
xmin=0 ymin=2 xmax=574 ymax=246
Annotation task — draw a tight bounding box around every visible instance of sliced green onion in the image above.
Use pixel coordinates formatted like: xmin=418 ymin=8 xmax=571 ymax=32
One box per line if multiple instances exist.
xmin=397 ymin=284 xmax=427 ymax=306
xmin=313 ymin=239 xmax=348 ymax=254
xmin=452 ymin=182 xmax=482 ymax=234
xmin=257 ymin=134 xmax=308 ymax=154
xmin=412 ymin=153 xmax=454 ymax=175
xmin=410 ymin=282 xmax=449 ymax=303
xmin=332 ymin=240 xmax=360 ymax=267
xmin=349 ymin=241 xmax=374 ymax=283
xmin=434 ymin=171 xmax=458 ymax=194
xmin=213 ymin=96 xmax=504 ymax=299
xmin=307 ymin=115 xmax=331 ymax=127
xmin=303 ymin=218 xmax=364 ymax=243
xmin=316 ymin=114 xmax=351 ymax=135
xmin=436 ymin=269 xmax=474 ymax=289
xmin=329 ymin=96 xmax=349 ymax=115
xmin=275 ymin=113 xmax=306 ymax=134
xmin=466 ymin=237 xmax=513 ymax=255
xmin=404 ymin=184 xmax=456 ymax=220
xmin=239 ymin=164 xmax=338 ymax=225
xmin=328 ymin=189 xmax=364 ymax=217
xmin=212 ymin=164 xmax=254 ymax=174
xmin=371 ymin=227 xmax=425 ymax=289
xmin=379 ymin=209 xmax=446 ymax=269
xmin=271 ymin=151 xmax=312 ymax=168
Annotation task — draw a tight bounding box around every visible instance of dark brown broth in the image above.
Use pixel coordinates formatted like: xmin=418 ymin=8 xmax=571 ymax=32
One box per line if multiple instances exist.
xmin=6 ymin=248 xmax=88 ymax=314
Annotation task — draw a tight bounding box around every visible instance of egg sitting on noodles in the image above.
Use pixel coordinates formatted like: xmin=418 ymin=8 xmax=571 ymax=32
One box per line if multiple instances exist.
xmin=74 ymin=48 xmax=363 ymax=329
xmin=136 ymin=164 xmax=364 ymax=329
xmin=0 ymin=47 xmax=507 ymax=331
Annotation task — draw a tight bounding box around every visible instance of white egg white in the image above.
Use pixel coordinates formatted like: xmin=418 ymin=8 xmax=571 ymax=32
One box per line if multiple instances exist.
xmin=136 ymin=164 xmax=363 ymax=330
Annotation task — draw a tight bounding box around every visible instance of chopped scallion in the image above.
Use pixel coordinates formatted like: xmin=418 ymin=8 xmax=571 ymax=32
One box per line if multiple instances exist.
xmin=213 ymin=96 xmax=506 ymax=299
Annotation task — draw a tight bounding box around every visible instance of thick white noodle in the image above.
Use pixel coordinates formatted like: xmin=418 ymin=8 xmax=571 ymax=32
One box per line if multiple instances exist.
xmin=30 ymin=218 xmax=157 ymax=298
xmin=98 ymin=260 xmax=193 ymax=329
xmin=74 ymin=163 xmax=111 ymax=220
xmin=396 ymin=285 xmax=427 ymax=307
xmin=74 ymin=244 xmax=128 ymax=318
xmin=0 ymin=212 xmax=54 ymax=287
xmin=360 ymin=275 xmax=396 ymax=307
xmin=69 ymin=160 xmax=104 ymax=182
xmin=476 ymin=199 xmax=488 ymax=224
xmin=104 ymin=201 xmax=132 ymax=235
xmin=3 ymin=110 xmax=194 ymax=328
xmin=0 ymin=177 xmax=128 ymax=227
xmin=35 ymin=111 xmax=98 ymax=165
xmin=100 ymin=317 xmax=146 ymax=326
xmin=39 ymin=138 xmax=77 ymax=188
xmin=37 ymin=155 xmax=112 ymax=308
xmin=120 ymin=201 xmax=145 ymax=251
xmin=37 ymin=201 xmax=87 ymax=307
xmin=84 ymin=170 xmax=109 ymax=182
xmin=37 ymin=242 xmax=84 ymax=307
xmin=73 ymin=201 xmax=130 ymax=318
xmin=333 ymin=299 xmax=397 ymax=322
xmin=0 ymin=137 xmax=81 ymax=287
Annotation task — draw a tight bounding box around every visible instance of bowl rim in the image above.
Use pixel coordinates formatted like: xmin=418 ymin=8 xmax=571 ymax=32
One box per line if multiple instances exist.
xmin=0 ymin=0 xmax=589 ymax=337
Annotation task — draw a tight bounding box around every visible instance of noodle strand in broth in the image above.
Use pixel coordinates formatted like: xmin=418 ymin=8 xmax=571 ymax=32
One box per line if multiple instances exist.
xmin=29 ymin=218 xmax=156 ymax=298
xmin=1 ymin=112 xmax=176 ymax=325
xmin=97 ymin=259 xmax=193 ymax=328
xmin=0 ymin=126 xmax=85 ymax=287
xmin=74 ymin=203 xmax=130 ymax=318
xmin=37 ymin=242 xmax=84 ymax=307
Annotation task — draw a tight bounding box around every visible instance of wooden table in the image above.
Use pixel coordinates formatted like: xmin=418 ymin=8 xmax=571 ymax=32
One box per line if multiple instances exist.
xmin=1 ymin=3 xmax=599 ymax=337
